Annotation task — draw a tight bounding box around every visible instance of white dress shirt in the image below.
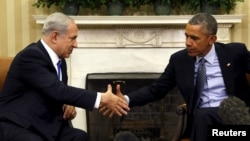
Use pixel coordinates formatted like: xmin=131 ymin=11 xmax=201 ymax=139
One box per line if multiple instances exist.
xmin=40 ymin=39 xmax=101 ymax=108
xmin=195 ymin=44 xmax=228 ymax=108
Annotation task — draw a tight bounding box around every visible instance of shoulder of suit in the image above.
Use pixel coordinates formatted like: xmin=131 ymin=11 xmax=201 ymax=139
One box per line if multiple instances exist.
xmin=215 ymin=42 xmax=246 ymax=48
xmin=172 ymin=48 xmax=187 ymax=56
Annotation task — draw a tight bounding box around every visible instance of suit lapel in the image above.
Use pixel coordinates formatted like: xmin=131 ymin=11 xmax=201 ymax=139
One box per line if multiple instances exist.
xmin=184 ymin=56 xmax=196 ymax=114
xmin=215 ymin=43 xmax=235 ymax=95
xmin=185 ymin=57 xmax=196 ymax=92
xmin=37 ymin=40 xmax=68 ymax=84
xmin=61 ymin=59 xmax=68 ymax=84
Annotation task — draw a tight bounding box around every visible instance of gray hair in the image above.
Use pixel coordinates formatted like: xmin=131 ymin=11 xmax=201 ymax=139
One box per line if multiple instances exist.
xmin=42 ymin=12 xmax=73 ymax=36
xmin=188 ymin=13 xmax=218 ymax=36
xmin=114 ymin=131 xmax=139 ymax=141
xmin=219 ymin=96 xmax=250 ymax=125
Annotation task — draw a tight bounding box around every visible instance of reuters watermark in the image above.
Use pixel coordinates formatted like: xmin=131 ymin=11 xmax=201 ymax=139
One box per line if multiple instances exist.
xmin=208 ymin=125 xmax=249 ymax=140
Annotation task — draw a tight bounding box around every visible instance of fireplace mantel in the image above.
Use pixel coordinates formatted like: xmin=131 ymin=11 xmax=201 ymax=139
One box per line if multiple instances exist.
xmin=33 ymin=15 xmax=243 ymax=26
xmin=33 ymin=15 xmax=243 ymax=48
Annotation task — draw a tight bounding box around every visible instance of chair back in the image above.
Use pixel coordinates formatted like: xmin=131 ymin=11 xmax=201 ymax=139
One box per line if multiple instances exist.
xmin=0 ymin=57 xmax=13 ymax=92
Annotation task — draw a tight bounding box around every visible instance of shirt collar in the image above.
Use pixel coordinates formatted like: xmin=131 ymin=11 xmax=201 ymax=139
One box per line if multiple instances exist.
xmin=40 ymin=39 xmax=61 ymax=68
xmin=196 ymin=44 xmax=215 ymax=64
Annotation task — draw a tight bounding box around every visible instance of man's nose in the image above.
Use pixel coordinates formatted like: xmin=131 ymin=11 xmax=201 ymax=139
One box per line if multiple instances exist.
xmin=73 ymin=40 xmax=78 ymax=48
xmin=186 ymin=38 xmax=192 ymax=46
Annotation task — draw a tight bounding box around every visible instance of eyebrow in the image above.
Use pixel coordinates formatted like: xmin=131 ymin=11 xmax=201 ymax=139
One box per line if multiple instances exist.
xmin=69 ymin=35 xmax=77 ymax=39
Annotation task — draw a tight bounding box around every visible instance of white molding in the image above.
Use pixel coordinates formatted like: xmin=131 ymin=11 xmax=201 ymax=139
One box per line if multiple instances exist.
xmin=33 ymin=15 xmax=244 ymax=25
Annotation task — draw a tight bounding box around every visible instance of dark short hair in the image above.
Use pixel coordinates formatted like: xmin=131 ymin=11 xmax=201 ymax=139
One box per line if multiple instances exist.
xmin=188 ymin=13 xmax=218 ymax=36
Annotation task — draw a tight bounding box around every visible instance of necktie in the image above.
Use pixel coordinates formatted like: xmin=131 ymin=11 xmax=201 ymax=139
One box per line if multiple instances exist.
xmin=57 ymin=60 xmax=62 ymax=80
xmin=195 ymin=57 xmax=206 ymax=108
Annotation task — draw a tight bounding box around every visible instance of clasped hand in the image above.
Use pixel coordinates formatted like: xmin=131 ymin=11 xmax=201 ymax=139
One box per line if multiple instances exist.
xmin=99 ymin=84 xmax=129 ymax=117
xmin=62 ymin=104 xmax=77 ymax=121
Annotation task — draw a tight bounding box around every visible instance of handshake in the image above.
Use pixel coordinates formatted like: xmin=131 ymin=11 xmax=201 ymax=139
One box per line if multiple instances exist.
xmin=99 ymin=84 xmax=130 ymax=118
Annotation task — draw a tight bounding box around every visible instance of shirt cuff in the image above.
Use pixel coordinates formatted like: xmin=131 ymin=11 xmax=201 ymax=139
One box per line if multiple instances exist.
xmin=94 ymin=92 xmax=101 ymax=109
xmin=124 ymin=95 xmax=130 ymax=104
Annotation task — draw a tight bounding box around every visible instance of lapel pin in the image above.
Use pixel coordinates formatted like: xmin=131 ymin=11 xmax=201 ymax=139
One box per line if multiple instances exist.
xmin=227 ymin=63 xmax=231 ymax=67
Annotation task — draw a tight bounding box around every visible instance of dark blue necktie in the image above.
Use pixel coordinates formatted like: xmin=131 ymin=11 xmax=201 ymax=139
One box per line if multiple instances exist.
xmin=195 ymin=57 xmax=206 ymax=108
xmin=57 ymin=60 xmax=62 ymax=80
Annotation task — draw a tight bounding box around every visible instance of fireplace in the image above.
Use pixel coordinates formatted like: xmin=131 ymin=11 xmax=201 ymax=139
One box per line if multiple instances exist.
xmin=85 ymin=72 xmax=184 ymax=141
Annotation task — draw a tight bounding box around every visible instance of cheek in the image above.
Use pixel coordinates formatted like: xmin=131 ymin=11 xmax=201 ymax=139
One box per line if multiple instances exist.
xmin=197 ymin=42 xmax=210 ymax=52
xmin=196 ymin=39 xmax=207 ymax=48
xmin=61 ymin=41 xmax=71 ymax=49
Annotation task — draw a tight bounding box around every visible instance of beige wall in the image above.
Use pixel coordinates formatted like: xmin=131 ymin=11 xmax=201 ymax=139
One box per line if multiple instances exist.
xmin=0 ymin=0 xmax=53 ymax=57
xmin=0 ymin=0 xmax=249 ymax=56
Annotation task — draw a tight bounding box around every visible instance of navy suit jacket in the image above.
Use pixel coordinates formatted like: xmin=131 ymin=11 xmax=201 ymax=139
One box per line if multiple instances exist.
xmin=127 ymin=42 xmax=250 ymax=134
xmin=0 ymin=40 xmax=97 ymax=141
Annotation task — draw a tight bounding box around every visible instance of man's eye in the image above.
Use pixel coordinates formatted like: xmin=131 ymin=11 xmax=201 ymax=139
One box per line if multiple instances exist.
xmin=70 ymin=36 xmax=77 ymax=40
xmin=191 ymin=36 xmax=199 ymax=40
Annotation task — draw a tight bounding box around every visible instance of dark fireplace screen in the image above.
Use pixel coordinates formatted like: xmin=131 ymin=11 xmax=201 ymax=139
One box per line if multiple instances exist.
xmin=85 ymin=72 xmax=183 ymax=141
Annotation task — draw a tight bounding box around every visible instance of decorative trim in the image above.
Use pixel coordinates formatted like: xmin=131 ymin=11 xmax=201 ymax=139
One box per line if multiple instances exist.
xmin=33 ymin=15 xmax=243 ymax=26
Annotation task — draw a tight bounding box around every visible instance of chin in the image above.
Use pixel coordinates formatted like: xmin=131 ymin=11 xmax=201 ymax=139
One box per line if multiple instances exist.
xmin=187 ymin=52 xmax=197 ymax=57
xmin=65 ymin=55 xmax=71 ymax=58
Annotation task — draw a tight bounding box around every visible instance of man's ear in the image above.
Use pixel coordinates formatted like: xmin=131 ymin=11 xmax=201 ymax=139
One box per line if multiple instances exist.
xmin=50 ymin=31 xmax=59 ymax=43
xmin=209 ymin=35 xmax=217 ymax=45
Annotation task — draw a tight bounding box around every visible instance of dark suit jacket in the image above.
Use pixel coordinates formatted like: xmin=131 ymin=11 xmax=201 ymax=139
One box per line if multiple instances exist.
xmin=127 ymin=42 xmax=250 ymax=135
xmin=0 ymin=40 xmax=97 ymax=141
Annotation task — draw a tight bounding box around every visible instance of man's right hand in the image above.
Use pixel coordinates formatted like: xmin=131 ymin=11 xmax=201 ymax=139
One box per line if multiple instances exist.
xmin=99 ymin=84 xmax=130 ymax=117
xmin=115 ymin=84 xmax=127 ymax=101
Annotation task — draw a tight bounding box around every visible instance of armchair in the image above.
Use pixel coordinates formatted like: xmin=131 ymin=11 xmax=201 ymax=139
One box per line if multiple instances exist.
xmin=170 ymin=104 xmax=188 ymax=141
xmin=0 ymin=57 xmax=13 ymax=92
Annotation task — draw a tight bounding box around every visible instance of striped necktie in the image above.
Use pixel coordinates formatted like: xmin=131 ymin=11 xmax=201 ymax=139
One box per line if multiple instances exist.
xmin=195 ymin=57 xmax=206 ymax=108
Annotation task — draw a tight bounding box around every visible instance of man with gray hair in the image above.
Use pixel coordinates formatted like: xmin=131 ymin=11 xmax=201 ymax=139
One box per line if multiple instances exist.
xmin=0 ymin=12 xmax=129 ymax=141
xmin=114 ymin=131 xmax=140 ymax=141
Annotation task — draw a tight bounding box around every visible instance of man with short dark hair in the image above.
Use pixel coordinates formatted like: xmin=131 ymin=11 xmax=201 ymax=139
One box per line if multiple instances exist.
xmin=103 ymin=13 xmax=250 ymax=141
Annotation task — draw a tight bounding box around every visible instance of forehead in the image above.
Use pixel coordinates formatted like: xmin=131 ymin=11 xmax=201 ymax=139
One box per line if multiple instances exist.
xmin=65 ymin=21 xmax=78 ymax=35
xmin=185 ymin=24 xmax=206 ymax=36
